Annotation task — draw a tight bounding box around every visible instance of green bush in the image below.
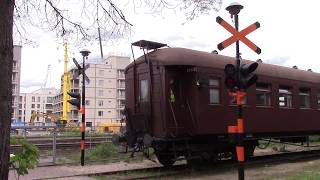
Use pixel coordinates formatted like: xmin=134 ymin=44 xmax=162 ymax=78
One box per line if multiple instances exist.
xmin=85 ymin=142 xmax=117 ymax=161
xmin=10 ymin=137 xmax=40 ymax=178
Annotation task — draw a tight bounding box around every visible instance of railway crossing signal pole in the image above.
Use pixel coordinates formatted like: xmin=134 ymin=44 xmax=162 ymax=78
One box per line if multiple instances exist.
xmin=71 ymin=49 xmax=91 ymax=166
xmin=79 ymin=49 xmax=90 ymax=166
xmin=217 ymin=2 xmax=261 ymax=180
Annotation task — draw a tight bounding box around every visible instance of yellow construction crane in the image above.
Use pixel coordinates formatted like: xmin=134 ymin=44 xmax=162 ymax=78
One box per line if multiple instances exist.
xmin=62 ymin=42 xmax=71 ymax=124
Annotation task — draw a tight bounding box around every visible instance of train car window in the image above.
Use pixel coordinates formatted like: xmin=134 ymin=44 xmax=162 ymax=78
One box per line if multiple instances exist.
xmin=299 ymin=88 xmax=311 ymax=108
xmin=139 ymin=80 xmax=149 ymax=102
xmin=279 ymin=86 xmax=293 ymax=108
xmin=209 ymin=79 xmax=220 ymax=104
xmin=256 ymin=82 xmax=271 ymax=106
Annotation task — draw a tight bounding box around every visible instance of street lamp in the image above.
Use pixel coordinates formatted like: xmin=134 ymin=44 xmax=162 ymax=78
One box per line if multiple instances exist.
xmin=80 ymin=49 xmax=91 ymax=57
xmin=226 ymin=2 xmax=243 ymax=15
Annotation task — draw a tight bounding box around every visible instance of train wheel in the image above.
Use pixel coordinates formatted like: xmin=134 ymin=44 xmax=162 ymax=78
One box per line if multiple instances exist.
xmin=155 ymin=151 xmax=175 ymax=167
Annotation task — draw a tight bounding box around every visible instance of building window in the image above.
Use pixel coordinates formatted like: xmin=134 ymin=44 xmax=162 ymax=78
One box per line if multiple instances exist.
xmin=140 ymin=80 xmax=149 ymax=102
xmin=299 ymin=88 xmax=310 ymax=108
xmin=279 ymin=86 xmax=292 ymax=108
xmin=47 ymin=97 xmax=53 ymax=103
xmin=31 ymin=104 xmax=35 ymax=109
xmin=98 ymin=90 xmax=104 ymax=96
xmin=98 ymin=80 xmax=104 ymax=86
xmin=37 ymin=97 xmax=40 ymax=102
xmin=99 ymin=70 xmax=104 ymax=76
xmin=98 ymin=100 xmax=103 ymax=106
xmin=98 ymin=111 xmax=103 ymax=117
xmin=37 ymin=104 xmax=40 ymax=108
xmin=86 ymin=122 xmax=92 ymax=127
xmin=256 ymin=82 xmax=271 ymax=106
xmin=85 ymin=100 xmax=90 ymax=106
xmin=32 ymin=96 xmax=35 ymax=102
xmin=209 ymin=79 xmax=220 ymax=104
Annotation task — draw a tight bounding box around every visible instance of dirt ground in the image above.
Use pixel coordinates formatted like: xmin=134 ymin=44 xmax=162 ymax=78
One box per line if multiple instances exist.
xmin=12 ymin=145 xmax=320 ymax=180
xmin=175 ymin=146 xmax=320 ymax=180
xmin=177 ymin=158 xmax=320 ymax=180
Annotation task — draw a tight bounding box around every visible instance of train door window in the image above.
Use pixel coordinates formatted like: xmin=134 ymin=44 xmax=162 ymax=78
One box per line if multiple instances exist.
xmin=318 ymin=90 xmax=320 ymax=109
xmin=299 ymin=88 xmax=311 ymax=108
xmin=256 ymin=82 xmax=271 ymax=106
xmin=139 ymin=79 xmax=149 ymax=102
xmin=279 ymin=86 xmax=292 ymax=108
xmin=209 ymin=79 xmax=220 ymax=104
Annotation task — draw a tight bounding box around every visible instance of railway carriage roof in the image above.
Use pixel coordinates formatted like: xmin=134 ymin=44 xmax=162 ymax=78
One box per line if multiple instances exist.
xmin=127 ymin=47 xmax=320 ymax=84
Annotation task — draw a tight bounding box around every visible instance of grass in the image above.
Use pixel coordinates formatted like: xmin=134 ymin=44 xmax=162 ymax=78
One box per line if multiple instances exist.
xmin=277 ymin=164 xmax=320 ymax=180
xmin=69 ymin=142 xmax=150 ymax=164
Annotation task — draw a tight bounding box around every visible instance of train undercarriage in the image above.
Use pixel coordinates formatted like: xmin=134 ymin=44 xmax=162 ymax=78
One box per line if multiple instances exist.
xmin=114 ymin=132 xmax=312 ymax=167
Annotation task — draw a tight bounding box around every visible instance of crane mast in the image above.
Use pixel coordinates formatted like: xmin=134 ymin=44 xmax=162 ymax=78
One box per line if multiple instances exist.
xmin=62 ymin=42 xmax=70 ymax=124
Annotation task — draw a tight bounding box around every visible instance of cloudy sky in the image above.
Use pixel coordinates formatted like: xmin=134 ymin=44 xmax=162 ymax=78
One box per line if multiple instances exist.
xmin=19 ymin=0 xmax=320 ymax=93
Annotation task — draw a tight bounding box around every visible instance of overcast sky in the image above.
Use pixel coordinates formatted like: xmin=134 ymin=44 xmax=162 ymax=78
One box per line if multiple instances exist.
xmin=19 ymin=0 xmax=320 ymax=93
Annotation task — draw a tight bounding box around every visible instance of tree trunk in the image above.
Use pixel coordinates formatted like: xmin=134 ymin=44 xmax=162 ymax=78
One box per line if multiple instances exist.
xmin=0 ymin=0 xmax=15 ymax=179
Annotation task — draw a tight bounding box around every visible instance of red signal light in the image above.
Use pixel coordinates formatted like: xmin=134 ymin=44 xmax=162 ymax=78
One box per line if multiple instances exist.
xmin=225 ymin=77 xmax=236 ymax=89
xmin=224 ymin=64 xmax=237 ymax=90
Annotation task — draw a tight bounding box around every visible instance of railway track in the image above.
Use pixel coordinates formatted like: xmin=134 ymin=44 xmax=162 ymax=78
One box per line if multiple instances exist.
xmin=39 ymin=149 xmax=320 ymax=179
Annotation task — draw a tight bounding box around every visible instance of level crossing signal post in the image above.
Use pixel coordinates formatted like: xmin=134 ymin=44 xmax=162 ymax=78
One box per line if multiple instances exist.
xmin=217 ymin=2 xmax=261 ymax=180
xmin=68 ymin=49 xmax=91 ymax=166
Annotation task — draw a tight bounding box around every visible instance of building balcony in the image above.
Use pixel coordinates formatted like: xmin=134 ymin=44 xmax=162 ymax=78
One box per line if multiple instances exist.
xmin=117 ymin=75 xmax=125 ymax=79
xmin=12 ymin=79 xmax=18 ymax=84
xmin=117 ymin=105 xmax=125 ymax=109
xmin=117 ymin=95 xmax=125 ymax=99
xmin=117 ymin=85 xmax=125 ymax=89
xmin=12 ymin=89 xmax=17 ymax=95
xmin=12 ymin=102 xmax=18 ymax=107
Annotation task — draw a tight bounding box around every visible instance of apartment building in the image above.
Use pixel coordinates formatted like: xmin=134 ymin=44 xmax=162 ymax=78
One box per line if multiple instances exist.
xmin=12 ymin=45 xmax=22 ymax=121
xmin=19 ymin=88 xmax=59 ymax=125
xmin=53 ymin=55 xmax=130 ymax=127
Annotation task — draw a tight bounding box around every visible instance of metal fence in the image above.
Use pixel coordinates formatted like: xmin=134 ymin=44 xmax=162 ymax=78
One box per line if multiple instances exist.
xmin=10 ymin=126 xmax=114 ymax=166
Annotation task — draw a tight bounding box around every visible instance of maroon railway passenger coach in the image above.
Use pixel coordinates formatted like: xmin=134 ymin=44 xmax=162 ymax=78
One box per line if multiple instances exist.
xmin=121 ymin=40 xmax=320 ymax=166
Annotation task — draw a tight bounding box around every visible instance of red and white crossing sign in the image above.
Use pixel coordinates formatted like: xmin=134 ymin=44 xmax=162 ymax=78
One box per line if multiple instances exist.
xmin=216 ymin=16 xmax=261 ymax=54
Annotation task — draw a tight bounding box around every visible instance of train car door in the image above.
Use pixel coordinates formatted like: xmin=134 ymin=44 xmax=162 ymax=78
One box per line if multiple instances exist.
xmin=166 ymin=66 xmax=195 ymax=135
xmin=129 ymin=71 xmax=151 ymax=138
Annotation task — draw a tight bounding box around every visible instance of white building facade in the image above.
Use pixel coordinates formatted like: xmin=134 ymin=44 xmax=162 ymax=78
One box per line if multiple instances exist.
xmin=19 ymin=88 xmax=59 ymax=125
xmin=12 ymin=45 xmax=22 ymax=121
xmin=53 ymin=55 xmax=130 ymax=127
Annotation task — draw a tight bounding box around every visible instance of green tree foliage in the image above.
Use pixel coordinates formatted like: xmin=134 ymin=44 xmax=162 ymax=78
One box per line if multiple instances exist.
xmin=10 ymin=137 xmax=39 ymax=177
